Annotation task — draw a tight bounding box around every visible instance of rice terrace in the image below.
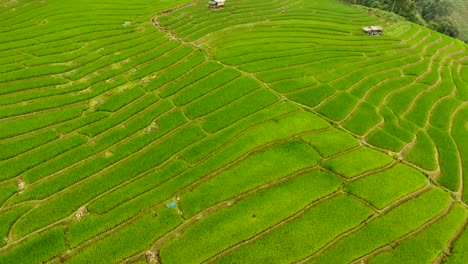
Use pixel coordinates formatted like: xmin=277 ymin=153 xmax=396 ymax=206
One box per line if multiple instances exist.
xmin=0 ymin=0 xmax=467 ymax=263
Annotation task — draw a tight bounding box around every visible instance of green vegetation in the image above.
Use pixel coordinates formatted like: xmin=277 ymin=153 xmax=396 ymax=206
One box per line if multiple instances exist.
xmin=0 ymin=0 xmax=465 ymax=262
xmin=0 ymin=227 xmax=66 ymax=263
xmin=301 ymin=128 xmax=360 ymax=157
xmin=369 ymin=204 xmax=467 ymax=264
xmin=450 ymin=0 xmax=468 ymax=41
xmin=216 ymin=195 xmax=373 ymax=263
xmin=68 ymin=209 xmax=182 ymax=264
xmin=405 ymin=130 xmax=438 ymax=171
xmin=345 ymin=164 xmax=428 ymax=208
xmin=307 ymin=188 xmax=451 ymax=263
xmin=346 ymin=0 xmax=462 ymax=38
xmin=446 ymin=218 xmax=468 ymax=263
xmin=180 ymin=141 xmax=321 ymax=217
xmin=160 ymin=169 xmax=343 ymax=263
xmin=322 ymin=147 xmax=394 ymax=178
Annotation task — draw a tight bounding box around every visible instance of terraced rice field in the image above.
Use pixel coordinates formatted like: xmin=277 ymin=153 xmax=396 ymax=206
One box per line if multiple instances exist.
xmin=0 ymin=0 xmax=467 ymax=263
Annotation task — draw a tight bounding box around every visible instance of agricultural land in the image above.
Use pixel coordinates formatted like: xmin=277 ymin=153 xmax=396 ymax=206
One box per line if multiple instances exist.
xmin=0 ymin=0 xmax=467 ymax=263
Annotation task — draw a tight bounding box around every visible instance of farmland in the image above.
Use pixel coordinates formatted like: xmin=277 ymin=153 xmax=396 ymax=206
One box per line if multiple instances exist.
xmin=0 ymin=0 xmax=467 ymax=263
xmin=451 ymin=0 xmax=468 ymax=42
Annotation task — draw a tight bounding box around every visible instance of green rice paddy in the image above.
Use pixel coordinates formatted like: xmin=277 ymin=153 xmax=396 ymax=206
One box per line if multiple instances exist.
xmin=0 ymin=0 xmax=467 ymax=263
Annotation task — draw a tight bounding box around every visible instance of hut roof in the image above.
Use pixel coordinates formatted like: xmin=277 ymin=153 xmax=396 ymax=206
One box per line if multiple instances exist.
xmin=363 ymin=26 xmax=383 ymax=32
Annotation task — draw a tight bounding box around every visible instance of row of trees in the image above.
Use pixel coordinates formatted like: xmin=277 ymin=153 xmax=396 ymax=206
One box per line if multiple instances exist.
xmin=344 ymin=0 xmax=460 ymax=38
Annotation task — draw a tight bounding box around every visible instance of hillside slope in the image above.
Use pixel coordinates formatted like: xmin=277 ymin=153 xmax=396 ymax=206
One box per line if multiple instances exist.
xmin=0 ymin=0 xmax=467 ymax=263
xmin=451 ymin=0 xmax=468 ymax=41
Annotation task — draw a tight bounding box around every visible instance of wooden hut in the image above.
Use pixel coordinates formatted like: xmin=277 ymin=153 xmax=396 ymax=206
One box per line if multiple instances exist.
xmin=208 ymin=0 xmax=225 ymax=9
xmin=362 ymin=26 xmax=383 ymax=36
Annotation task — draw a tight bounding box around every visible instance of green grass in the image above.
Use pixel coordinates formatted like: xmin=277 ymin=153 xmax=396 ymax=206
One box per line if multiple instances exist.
xmin=287 ymin=84 xmax=337 ymax=108
xmin=216 ymin=195 xmax=373 ymax=263
xmin=184 ymin=76 xmax=261 ymax=119
xmin=96 ymin=86 xmax=146 ymax=112
xmin=307 ymin=188 xmax=451 ymax=264
xmin=450 ymin=0 xmax=468 ymax=41
xmin=345 ymin=164 xmax=428 ymax=208
xmin=159 ymin=61 xmax=223 ymax=98
xmin=0 ymin=183 xmax=17 ymax=207
xmin=67 ymin=209 xmax=182 ymax=264
xmin=0 ymin=130 xmax=60 ymax=161
xmin=0 ymin=0 xmax=465 ymax=262
xmin=0 ymin=135 xmax=87 ymax=181
xmin=342 ymin=102 xmax=382 ymax=135
xmin=322 ymin=147 xmax=394 ymax=178
xmin=317 ymin=92 xmax=358 ymax=121
xmin=173 ymin=68 xmax=241 ymax=106
xmin=88 ymin=159 xmax=188 ymax=214
xmin=180 ymin=102 xmax=298 ymax=163
xmin=405 ymin=130 xmax=438 ymax=171
xmin=369 ymin=204 xmax=467 ymax=264
xmin=202 ymin=88 xmax=279 ymax=133
xmin=0 ymin=105 xmax=86 ymax=140
xmin=180 ymin=141 xmax=321 ymax=217
xmin=160 ymin=169 xmax=343 ymax=264
xmin=366 ymin=128 xmax=406 ymax=152
xmin=428 ymin=127 xmax=461 ymax=191
xmin=451 ymin=107 xmax=468 ymax=203
xmin=446 ymin=215 xmax=468 ymax=264
xmin=11 ymin=124 xmax=206 ymax=238
xmin=0 ymin=226 xmax=66 ymax=264
xmin=0 ymin=205 xmax=32 ymax=247
xmin=301 ymin=128 xmax=360 ymax=157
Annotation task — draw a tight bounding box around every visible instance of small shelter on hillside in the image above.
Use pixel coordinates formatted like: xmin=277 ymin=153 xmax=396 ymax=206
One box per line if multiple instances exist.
xmin=208 ymin=0 xmax=225 ymax=9
xmin=362 ymin=26 xmax=383 ymax=36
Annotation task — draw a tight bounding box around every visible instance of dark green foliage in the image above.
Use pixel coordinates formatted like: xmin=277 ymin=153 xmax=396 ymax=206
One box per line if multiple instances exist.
xmin=96 ymin=86 xmax=146 ymax=112
xmin=180 ymin=141 xmax=322 ymax=217
xmin=57 ymin=112 xmax=109 ymax=134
